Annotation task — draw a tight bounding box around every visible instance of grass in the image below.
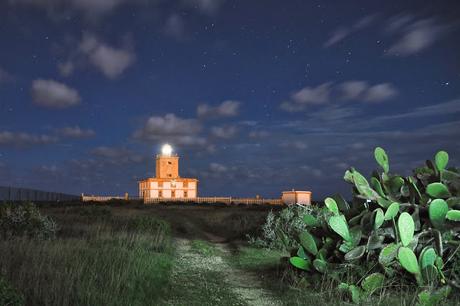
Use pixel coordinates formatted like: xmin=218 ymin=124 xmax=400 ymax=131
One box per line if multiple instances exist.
xmin=0 ymin=205 xmax=174 ymax=306
xmin=225 ymin=246 xmax=460 ymax=306
xmin=190 ymin=239 xmax=218 ymax=256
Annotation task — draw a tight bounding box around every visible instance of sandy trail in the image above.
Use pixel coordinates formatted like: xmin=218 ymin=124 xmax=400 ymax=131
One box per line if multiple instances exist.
xmin=167 ymin=237 xmax=281 ymax=306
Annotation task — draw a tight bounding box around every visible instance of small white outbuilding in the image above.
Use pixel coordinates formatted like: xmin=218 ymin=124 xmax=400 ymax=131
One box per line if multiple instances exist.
xmin=281 ymin=189 xmax=312 ymax=205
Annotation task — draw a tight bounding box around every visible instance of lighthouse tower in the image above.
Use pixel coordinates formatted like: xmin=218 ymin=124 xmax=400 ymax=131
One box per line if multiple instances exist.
xmin=139 ymin=144 xmax=198 ymax=201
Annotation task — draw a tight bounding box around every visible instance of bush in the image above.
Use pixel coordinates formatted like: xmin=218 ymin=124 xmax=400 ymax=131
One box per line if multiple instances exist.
xmin=0 ymin=203 xmax=57 ymax=240
xmin=286 ymin=148 xmax=460 ymax=303
xmin=248 ymin=205 xmax=318 ymax=250
xmin=0 ymin=276 xmax=24 ymax=306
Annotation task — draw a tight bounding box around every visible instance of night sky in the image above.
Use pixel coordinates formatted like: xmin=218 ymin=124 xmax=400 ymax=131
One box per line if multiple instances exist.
xmin=1 ymin=0 xmax=459 ymax=199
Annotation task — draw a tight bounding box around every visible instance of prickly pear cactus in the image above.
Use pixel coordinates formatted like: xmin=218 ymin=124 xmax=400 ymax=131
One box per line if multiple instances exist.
xmin=289 ymin=147 xmax=460 ymax=302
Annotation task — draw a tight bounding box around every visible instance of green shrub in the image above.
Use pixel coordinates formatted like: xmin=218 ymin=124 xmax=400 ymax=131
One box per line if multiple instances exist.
xmin=287 ymin=148 xmax=460 ymax=303
xmin=0 ymin=276 xmax=24 ymax=306
xmin=0 ymin=203 xmax=57 ymax=240
xmin=248 ymin=205 xmax=320 ymax=250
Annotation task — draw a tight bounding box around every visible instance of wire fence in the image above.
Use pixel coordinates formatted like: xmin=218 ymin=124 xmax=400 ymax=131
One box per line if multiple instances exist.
xmin=0 ymin=186 xmax=80 ymax=202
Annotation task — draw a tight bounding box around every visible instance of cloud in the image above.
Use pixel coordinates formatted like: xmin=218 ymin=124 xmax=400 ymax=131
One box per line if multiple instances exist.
xmin=387 ymin=18 xmax=449 ymax=56
xmin=0 ymin=131 xmax=58 ymax=147
xmin=57 ymin=61 xmax=74 ymax=77
xmin=57 ymin=126 xmax=95 ymax=138
xmin=248 ymin=130 xmax=270 ymax=138
xmin=183 ymin=0 xmax=225 ymax=15
xmin=372 ymin=98 xmax=460 ymax=121
xmin=31 ymin=79 xmax=81 ymax=109
xmin=209 ymin=162 xmax=227 ymax=172
xmin=163 ymin=14 xmax=186 ymax=40
xmin=197 ymin=100 xmax=240 ymax=119
xmin=339 ymin=81 xmax=368 ymax=100
xmin=281 ymin=81 xmax=398 ymax=112
xmin=91 ymin=146 xmax=145 ymax=164
xmin=9 ymin=0 xmax=129 ymax=20
xmin=79 ymin=34 xmax=135 ymax=79
xmin=292 ymin=82 xmax=332 ymax=105
xmin=363 ymin=83 xmax=399 ymax=103
xmin=324 ymin=14 xmax=377 ymax=47
xmin=0 ymin=67 xmax=14 ymax=84
xmin=279 ymin=140 xmax=308 ymax=150
xmin=306 ymin=105 xmax=359 ymax=122
xmin=210 ymin=125 xmax=238 ymax=139
xmin=133 ymin=113 xmax=205 ymax=146
xmin=324 ymin=27 xmax=350 ymax=48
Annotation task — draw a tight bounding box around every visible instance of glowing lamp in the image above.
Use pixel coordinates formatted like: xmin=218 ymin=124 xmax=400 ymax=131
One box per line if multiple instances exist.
xmin=161 ymin=144 xmax=173 ymax=156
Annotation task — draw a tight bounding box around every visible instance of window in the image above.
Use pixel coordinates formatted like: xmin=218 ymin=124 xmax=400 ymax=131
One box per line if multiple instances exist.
xmin=168 ymin=161 xmax=172 ymax=165
xmin=171 ymin=190 xmax=175 ymax=198
xmin=158 ymin=181 xmax=163 ymax=187
xmin=183 ymin=181 xmax=188 ymax=188
xmin=159 ymin=191 xmax=162 ymax=198
xmin=184 ymin=191 xmax=188 ymax=198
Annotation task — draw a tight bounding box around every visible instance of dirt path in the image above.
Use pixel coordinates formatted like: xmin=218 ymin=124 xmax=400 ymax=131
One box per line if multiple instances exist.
xmin=166 ymin=237 xmax=281 ymax=306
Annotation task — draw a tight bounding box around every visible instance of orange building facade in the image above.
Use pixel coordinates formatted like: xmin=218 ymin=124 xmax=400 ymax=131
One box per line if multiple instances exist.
xmin=139 ymin=149 xmax=198 ymax=200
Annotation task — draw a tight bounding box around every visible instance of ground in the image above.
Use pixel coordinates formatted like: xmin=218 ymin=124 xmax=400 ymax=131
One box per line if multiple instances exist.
xmin=3 ymin=203 xmax=454 ymax=305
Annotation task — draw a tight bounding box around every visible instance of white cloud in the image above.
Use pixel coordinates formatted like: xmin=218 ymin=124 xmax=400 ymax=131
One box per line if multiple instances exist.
xmin=281 ymin=80 xmax=398 ymax=112
xmin=339 ymin=81 xmax=368 ymax=100
xmin=31 ymin=79 xmax=81 ymax=109
xmin=324 ymin=14 xmax=377 ymax=47
xmin=134 ymin=113 xmax=205 ymax=146
xmin=210 ymin=125 xmax=237 ymax=139
xmin=363 ymin=83 xmax=398 ymax=103
xmin=0 ymin=131 xmax=58 ymax=147
xmin=79 ymin=34 xmax=135 ymax=79
xmin=324 ymin=27 xmax=350 ymax=48
xmin=387 ymin=18 xmax=449 ymax=56
xmin=197 ymin=100 xmax=240 ymax=119
xmin=291 ymin=82 xmax=332 ymax=105
xmin=57 ymin=126 xmax=95 ymax=138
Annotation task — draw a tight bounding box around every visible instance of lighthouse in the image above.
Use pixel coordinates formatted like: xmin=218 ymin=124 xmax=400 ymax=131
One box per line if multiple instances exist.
xmin=139 ymin=144 xmax=198 ymax=201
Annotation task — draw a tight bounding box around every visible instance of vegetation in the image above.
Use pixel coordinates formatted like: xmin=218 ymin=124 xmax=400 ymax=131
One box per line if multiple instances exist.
xmin=0 ymin=276 xmax=24 ymax=306
xmin=0 ymin=203 xmax=57 ymax=239
xmin=283 ymin=148 xmax=460 ymax=304
xmin=0 ymin=205 xmax=173 ymax=305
